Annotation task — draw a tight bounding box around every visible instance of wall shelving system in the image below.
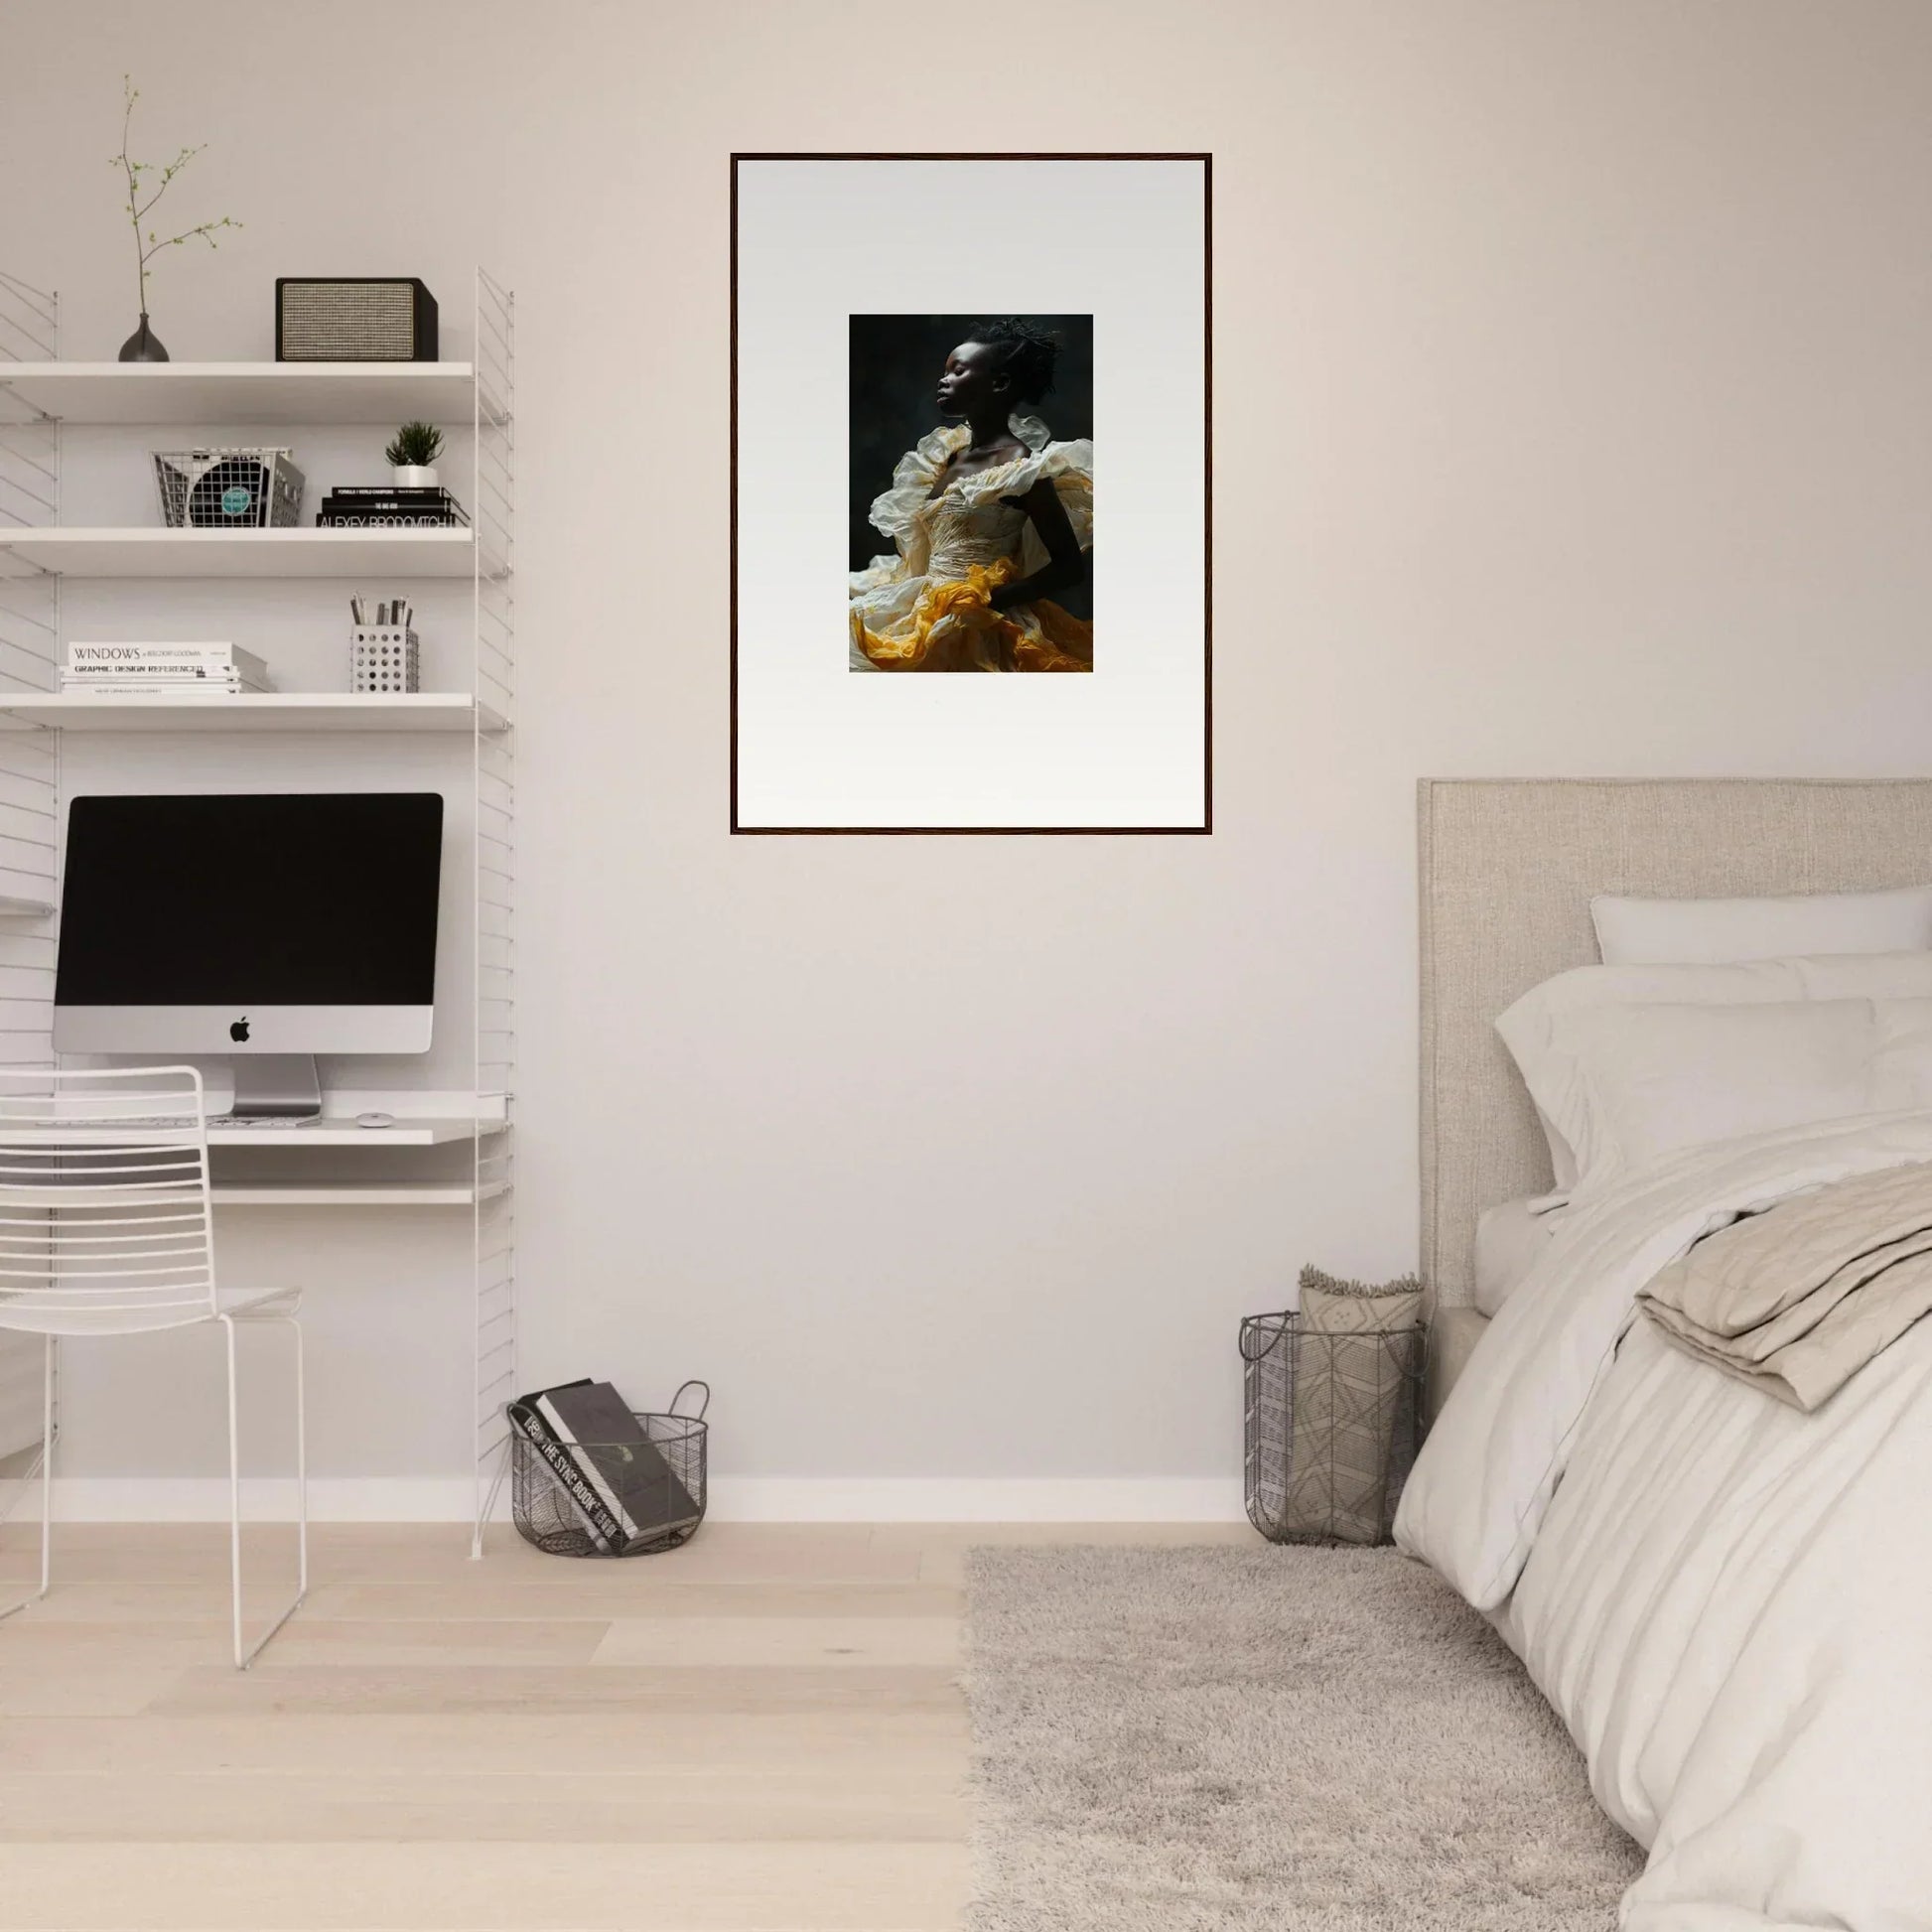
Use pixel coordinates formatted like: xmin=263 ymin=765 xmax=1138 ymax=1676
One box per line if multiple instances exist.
xmin=0 ymin=268 xmax=516 ymax=1549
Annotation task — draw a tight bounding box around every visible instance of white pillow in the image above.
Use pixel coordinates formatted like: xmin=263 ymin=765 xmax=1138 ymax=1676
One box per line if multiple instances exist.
xmin=1591 ymin=885 xmax=1932 ymax=965
xmin=1472 ymin=1197 xmax=1563 ymax=1316
xmin=1499 ymin=994 xmax=1932 ymax=1201
xmin=1496 ymin=953 xmax=1932 ymax=1199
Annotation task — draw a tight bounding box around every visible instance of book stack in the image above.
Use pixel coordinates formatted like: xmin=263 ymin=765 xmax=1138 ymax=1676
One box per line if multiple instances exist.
xmin=64 ymin=641 xmax=272 ymax=695
xmin=510 ymin=1379 xmax=704 ymax=1555
xmin=316 ymin=485 xmax=470 ymax=529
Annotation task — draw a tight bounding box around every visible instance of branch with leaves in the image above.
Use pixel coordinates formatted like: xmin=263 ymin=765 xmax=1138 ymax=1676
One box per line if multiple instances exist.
xmin=111 ymin=75 xmax=241 ymax=316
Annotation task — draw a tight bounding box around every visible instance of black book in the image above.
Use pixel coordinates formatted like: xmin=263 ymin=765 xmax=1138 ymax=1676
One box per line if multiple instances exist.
xmin=317 ymin=511 xmax=469 ymax=528
xmin=509 ymin=1381 xmax=621 ymax=1550
xmin=327 ymin=484 xmax=461 ymax=501
xmin=318 ymin=502 xmax=468 ymax=513
xmin=533 ymin=1381 xmax=703 ymax=1549
xmin=322 ymin=501 xmax=466 ymax=517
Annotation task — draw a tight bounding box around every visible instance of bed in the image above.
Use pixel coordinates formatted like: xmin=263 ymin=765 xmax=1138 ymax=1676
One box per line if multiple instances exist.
xmin=1400 ymin=777 xmax=1932 ymax=1931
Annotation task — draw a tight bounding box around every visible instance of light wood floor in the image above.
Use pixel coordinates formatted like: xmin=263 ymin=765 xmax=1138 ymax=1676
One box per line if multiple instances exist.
xmin=0 ymin=1520 xmax=1252 ymax=1931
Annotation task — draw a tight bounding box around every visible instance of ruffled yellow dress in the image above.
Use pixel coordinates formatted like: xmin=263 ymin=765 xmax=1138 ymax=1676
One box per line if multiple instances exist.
xmin=849 ymin=412 xmax=1094 ymax=673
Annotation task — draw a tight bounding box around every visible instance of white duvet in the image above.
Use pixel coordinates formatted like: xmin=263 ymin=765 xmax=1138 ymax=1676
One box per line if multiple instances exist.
xmin=1397 ymin=1111 xmax=1932 ymax=1931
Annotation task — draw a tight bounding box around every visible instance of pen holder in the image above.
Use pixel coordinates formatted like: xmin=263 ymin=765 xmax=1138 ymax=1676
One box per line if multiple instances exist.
xmin=350 ymin=625 xmax=420 ymax=694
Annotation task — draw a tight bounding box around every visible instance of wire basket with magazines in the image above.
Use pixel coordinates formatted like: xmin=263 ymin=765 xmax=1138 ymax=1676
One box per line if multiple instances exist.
xmin=508 ymin=1380 xmax=708 ymax=1557
xmin=153 ymin=447 xmax=305 ymax=528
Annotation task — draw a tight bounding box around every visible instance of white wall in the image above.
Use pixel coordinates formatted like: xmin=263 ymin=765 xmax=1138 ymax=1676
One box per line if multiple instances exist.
xmin=4 ymin=0 xmax=1930 ymax=1514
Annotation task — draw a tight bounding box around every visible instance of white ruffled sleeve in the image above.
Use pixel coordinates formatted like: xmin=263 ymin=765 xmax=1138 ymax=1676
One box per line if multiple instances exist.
xmin=963 ymin=439 xmax=1092 ymax=571
xmin=851 ymin=427 xmax=961 ymax=595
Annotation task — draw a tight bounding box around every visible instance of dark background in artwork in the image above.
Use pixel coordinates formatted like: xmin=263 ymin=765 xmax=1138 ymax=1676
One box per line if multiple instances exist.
xmin=849 ymin=314 xmax=1092 ymax=620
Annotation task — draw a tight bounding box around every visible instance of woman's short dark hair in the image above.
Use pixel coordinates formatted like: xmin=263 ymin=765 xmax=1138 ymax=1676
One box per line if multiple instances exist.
xmin=968 ymin=318 xmax=1059 ymax=404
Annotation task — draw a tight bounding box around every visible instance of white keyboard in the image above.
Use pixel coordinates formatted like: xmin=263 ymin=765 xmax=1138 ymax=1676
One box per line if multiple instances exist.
xmin=87 ymin=1115 xmax=321 ymax=1130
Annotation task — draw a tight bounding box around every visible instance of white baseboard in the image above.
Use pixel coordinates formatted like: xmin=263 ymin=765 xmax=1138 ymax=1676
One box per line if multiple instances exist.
xmin=707 ymin=1478 xmax=1247 ymax=1523
xmin=10 ymin=1475 xmax=1247 ymax=1525
xmin=21 ymin=1478 xmax=484 ymax=1523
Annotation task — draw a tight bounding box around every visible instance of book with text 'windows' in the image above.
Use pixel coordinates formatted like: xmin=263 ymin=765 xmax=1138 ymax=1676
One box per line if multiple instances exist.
xmin=508 ymin=1381 xmax=620 ymax=1551
xmin=531 ymin=1380 xmax=703 ymax=1550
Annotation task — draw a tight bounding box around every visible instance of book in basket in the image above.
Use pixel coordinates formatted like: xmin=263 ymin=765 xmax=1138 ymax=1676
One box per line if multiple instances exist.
xmin=516 ymin=1379 xmax=702 ymax=1551
xmin=508 ymin=1382 xmax=618 ymax=1550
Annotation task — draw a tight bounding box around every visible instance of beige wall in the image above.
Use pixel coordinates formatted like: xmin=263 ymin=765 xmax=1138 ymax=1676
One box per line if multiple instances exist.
xmin=5 ymin=0 xmax=1930 ymax=1501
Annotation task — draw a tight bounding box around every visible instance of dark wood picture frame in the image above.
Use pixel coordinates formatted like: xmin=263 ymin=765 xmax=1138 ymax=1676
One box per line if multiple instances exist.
xmin=730 ymin=152 xmax=1213 ymax=836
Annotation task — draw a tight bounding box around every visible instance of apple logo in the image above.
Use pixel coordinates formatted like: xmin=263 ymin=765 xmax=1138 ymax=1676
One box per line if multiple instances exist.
xmin=229 ymin=1017 xmax=250 ymax=1043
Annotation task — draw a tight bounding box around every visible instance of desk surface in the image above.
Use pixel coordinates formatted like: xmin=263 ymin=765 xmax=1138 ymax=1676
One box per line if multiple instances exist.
xmin=215 ymin=1117 xmax=493 ymax=1148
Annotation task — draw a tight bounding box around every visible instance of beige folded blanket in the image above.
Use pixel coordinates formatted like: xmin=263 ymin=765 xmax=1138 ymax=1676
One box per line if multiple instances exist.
xmin=1638 ymin=1158 xmax=1932 ymax=1410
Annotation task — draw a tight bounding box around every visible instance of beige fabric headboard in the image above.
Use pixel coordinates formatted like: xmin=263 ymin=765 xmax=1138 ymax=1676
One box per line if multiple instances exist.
xmin=1420 ymin=777 xmax=1932 ymax=1309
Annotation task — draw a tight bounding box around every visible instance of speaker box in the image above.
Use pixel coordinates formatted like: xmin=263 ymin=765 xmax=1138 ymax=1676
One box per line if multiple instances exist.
xmin=275 ymin=278 xmax=439 ymax=361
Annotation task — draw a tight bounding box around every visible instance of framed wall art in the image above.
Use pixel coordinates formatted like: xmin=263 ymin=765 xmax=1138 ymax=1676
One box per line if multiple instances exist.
xmin=731 ymin=153 xmax=1211 ymax=834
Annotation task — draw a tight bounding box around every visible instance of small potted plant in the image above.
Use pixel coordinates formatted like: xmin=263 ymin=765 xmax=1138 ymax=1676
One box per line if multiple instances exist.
xmin=384 ymin=421 xmax=444 ymax=488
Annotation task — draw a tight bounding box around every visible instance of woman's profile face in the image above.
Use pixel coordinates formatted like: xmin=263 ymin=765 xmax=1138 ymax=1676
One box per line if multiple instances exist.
xmin=935 ymin=342 xmax=1005 ymax=419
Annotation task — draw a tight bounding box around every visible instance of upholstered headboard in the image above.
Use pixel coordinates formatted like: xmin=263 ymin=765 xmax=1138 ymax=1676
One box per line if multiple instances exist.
xmin=1419 ymin=777 xmax=1932 ymax=1309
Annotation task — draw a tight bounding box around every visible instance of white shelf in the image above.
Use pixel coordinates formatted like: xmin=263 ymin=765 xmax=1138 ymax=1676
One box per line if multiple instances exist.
xmin=0 ymin=527 xmax=479 ymax=579
xmin=0 ymin=896 xmax=53 ymax=917
xmin=212 ymin=1117 xmax=491 ymax=1148
xmin=0 ymin=692 xmax=505 ymax=734
xmin=2 ymin=1117 xmax=494 ymax=1149
xmin=0 ymin=361 xmax=485 ymax=426
xmin=211 ymin=1179 xmax=507 ymax=1208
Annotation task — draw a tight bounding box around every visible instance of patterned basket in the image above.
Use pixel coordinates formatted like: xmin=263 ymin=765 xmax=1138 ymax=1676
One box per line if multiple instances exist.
xmin=1241 ymin=1311 xmax=1423 ymax=1546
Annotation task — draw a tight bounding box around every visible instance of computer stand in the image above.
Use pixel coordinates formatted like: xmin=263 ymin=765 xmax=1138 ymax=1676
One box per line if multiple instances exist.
xmin=227 ymin=1055 xmax=323 ymax=1120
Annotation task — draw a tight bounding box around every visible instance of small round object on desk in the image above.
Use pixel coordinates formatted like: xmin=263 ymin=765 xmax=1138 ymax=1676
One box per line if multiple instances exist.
xmin=355 ymin=1112 xmax=396 ymax=1130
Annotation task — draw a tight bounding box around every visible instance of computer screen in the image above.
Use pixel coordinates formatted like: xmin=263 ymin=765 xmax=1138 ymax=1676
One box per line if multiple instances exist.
xmin=54 ymin=791 xmax=444 ymax=1055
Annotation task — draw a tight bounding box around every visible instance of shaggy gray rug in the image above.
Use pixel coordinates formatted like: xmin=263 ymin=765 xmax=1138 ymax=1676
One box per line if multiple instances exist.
xmin=962 ymin=1545 xmax=1643 ymax=1930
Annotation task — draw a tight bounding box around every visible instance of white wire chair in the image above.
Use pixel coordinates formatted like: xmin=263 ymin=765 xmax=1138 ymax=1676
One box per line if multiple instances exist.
xmin=0 ymin=1065 xmax=305 ymax=1667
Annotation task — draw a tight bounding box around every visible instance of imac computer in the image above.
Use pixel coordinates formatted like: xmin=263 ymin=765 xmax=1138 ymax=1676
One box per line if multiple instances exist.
xmin=53 ymin=792 xmax=444 ymax=1118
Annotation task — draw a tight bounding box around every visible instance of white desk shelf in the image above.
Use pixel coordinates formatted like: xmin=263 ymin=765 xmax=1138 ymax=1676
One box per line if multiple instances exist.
xmin=0 ymin=693 xmax=506 ymax=734
xmin=211 ymin=1180 xmax=510 ymax=1208
xmin=0 ymin=360 xmax=493 ymax=427
xmin=3 ymin=1117 xmax=500 ymax=1149
xmin=0 ymin=266 xmax=517 ymax=1556
xmin=208 ymin=1117 xmax=494 ymax=1148
xmin=0 ymin=526 xmax=480 ymax=579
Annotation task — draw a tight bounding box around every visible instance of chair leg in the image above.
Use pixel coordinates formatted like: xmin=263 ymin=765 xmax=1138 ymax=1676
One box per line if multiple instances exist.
xmin=285 ymin=1314 xmax=308 ymax=1600
xmin=38 ymin=1332 xmax=52 ymax=1599
xmin=0 ymin=1334 xmax=56 ymax=1625
xmin=219 ymin=1311 xmax=308 ymax=1670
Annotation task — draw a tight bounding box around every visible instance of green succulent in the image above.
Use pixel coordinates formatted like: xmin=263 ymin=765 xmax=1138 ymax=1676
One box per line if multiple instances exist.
xmin=384 ymin=421 xmax=444 ymax=468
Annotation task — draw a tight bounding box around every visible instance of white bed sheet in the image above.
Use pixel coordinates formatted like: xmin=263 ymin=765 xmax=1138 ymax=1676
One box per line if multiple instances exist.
xmin=1399 ymin=1111 xmax=1932 ymax=1930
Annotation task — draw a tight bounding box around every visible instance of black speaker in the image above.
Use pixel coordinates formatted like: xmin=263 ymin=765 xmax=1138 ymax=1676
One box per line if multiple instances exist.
xmin=275 ymin=278 xmax=439 ymax=361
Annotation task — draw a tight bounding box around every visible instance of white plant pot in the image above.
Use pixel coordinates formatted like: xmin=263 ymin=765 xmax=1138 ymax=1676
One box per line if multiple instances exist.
xmin=392 ymin=465 xmax=439 ymax=488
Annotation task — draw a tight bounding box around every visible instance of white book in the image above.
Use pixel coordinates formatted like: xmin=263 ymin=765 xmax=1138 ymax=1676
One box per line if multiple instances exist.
xmin=68 ymin=642 xmax=269 ymax=682
xmin=63 ymin=668 xmax=266 ymax=683
xmin=60 ymin=679 xmax=269 ymax=696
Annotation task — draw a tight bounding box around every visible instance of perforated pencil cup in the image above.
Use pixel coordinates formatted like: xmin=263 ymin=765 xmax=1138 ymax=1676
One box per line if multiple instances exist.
xmin=508 ymin=1381 xmax=710 ymax=1558
xmin=349 ymin=625 xmax=420 ymax=693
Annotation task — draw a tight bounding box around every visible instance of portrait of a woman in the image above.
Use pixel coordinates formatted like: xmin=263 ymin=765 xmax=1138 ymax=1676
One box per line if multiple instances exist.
xmin=848 ymin=317 xmax=1094 ymax=673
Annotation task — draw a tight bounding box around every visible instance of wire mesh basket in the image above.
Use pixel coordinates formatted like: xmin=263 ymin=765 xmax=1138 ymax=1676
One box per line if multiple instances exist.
xmin=509 ymin=1381 xmax=708 ymax=1558
xmin=1241 ymin=1311 xmax=1423 ymax=1546
xmin=153 ymin=448 xmax=306 ymax=528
